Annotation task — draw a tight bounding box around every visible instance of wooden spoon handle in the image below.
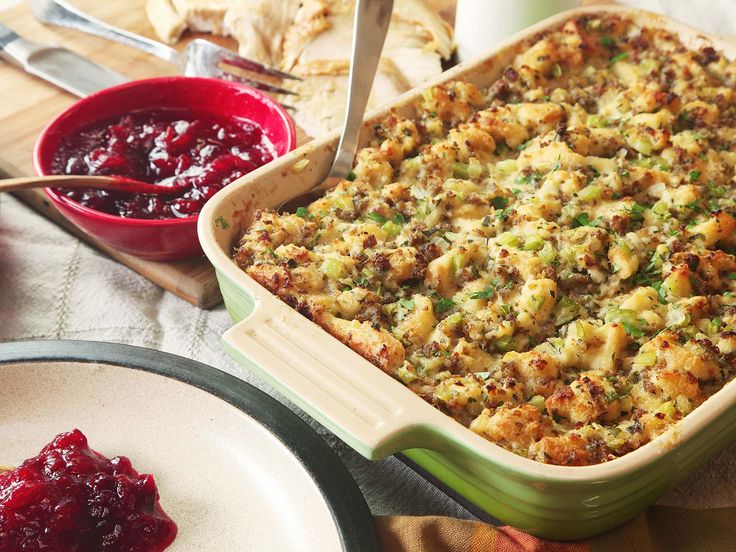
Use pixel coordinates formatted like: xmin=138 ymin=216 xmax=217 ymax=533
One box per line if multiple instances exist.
xmin=0 ymin=465 xmax=13 ymax=473
xmin=0 ymin=175 xmax=185 ymax=195
xmin=0 ymin=175 xmax=115 ymax=192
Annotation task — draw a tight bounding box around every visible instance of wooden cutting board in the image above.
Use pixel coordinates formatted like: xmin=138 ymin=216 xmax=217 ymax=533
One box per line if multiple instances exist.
xmin=0 ymin=0 xmax=246 ymax=309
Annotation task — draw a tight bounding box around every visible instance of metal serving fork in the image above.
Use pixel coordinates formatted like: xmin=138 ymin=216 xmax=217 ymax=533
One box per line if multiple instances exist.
xmin=28 ymin=0 xmax=299 ymax=95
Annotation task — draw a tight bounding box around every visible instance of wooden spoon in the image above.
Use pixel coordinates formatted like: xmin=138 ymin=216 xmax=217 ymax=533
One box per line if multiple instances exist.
xmin=0 ymin=465 xmax=12 ymax=473
xmin=0 ymin=174 xmax=187 ymax=195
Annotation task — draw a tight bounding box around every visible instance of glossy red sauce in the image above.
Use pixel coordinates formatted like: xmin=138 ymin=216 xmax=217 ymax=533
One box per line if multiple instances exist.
xmin=0 ymin=429 xmax=177 ymax=552
xmin=51 ymin=108 xmax=275 ymax=219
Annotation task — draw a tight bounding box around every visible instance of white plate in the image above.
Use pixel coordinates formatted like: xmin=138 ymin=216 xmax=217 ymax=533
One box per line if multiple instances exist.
xmin=0 ymin=340 xmax=379 ymax=552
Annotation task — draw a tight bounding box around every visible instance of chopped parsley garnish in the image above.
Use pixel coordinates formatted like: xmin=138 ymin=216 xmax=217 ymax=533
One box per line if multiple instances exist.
xmin=622 ymin=322 xmax=645 ymax=338
xmin=600 ymin=35 xmax=616 ymax=47
xmin=604 ymin=390 xmax=619 ymax=403
xmin=345 ymin=170 xmax=357 ymax=181
xmin=625 ymin=202 xmax=646 ymax=223
xmin=689 ymin=170 xmax=701 ymax=182
xmin=633 ymin=252 xmax=663 ymax=286
xmin=367 ymin=212 xmax=388 ymax=224
xmin=470 ymin=278 xmax=514 ymax=300
xmin=296 ymin=207 xmax=310 ymax=219
xmin=435 ymin=297 xmax=455 ymax=313
xmin=728 ymin=272 xmax=736 ymax=280
xmin=394 ymin=213 xmax=406 ymax=224
xmin=495 ymin=335 xmax=515 ymax=352
xmin=517 ymin=171 xmax=542 ymax=186
xmin=572 ymin=212 xmax=600 ymax=227
xmin=652 ymin=281 xmax=667 ymax=304
xmin=215 ymin=215 xmax=230 ymax=229
xmin=707 ymin=180 xmax=726 ymax=198
xmin=491 ymin=196 xmax=509 ymax=210
xmin=495 ymin=207 xmax=513 ymax=222
xmin=610 ymin=51 xmax=628 ymax=64
xmin=470 ymin=286 xmax=495 ymax=300
xmin=550 ymin=160 xmax=561 ymax=172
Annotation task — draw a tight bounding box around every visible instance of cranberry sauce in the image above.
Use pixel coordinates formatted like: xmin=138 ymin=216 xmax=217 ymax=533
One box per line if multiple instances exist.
xmin=0 ymin=429 xmax=177 ymax=552
xmin=51 ymin=108 xmax=275 ymax=219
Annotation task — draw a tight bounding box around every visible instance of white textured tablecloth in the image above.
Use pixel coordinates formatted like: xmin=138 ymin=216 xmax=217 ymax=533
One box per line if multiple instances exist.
xmin=2 ymin=0 xmax=736 ymax=519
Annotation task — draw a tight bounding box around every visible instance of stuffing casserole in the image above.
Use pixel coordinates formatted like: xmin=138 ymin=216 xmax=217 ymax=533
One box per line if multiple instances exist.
xmin=234 ymin=14 xmax=736 ymax=466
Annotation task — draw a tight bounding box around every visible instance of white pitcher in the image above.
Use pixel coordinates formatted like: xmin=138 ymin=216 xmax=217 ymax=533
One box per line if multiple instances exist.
xmin=455 ymin=0 xmax=581 ymax=61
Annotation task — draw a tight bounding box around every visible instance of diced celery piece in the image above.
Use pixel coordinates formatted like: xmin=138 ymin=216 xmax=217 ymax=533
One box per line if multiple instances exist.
xmin=604 ymin=307 xmax=639 ymax=325
xmin=468 ymin=161 xmax=483 ymax=179
xmin=498 ymin=232 xmax=520 ymax=248
xmin=451 ymin=254 xmax=466 ymax=273
xmin=528 ymin=395 xmax=546 ymax=412
xmin=453 ymin=162 xmax=470 ymax=179
xmin=529 ymin=294 xmax=546 ymax=312
xmin=586 ymin=115 xmax=609 ymax=128
xmin=578 ymin=184 xmax=602 ymax=202
xmin=657 ymin=401 xmax=676 ymax=418
xmin=628 ymin=134 xmax=655 ymax=156
xmin=523 ymin=234 xmax=544 ymax=251
xmin=320 ymin=258 xmax=347 ymax=279
xmin=494 ymin=159 xmax=518 ymax=177
xmin=652 ymin=200 xmax=670 ymax=217
xmin=335 ymin=195 xmax=355 ymax=211
xmin=653 ymin=156 xmax=670 ymax=170
xmin=632 ymin=351 xmax=657 ymax=368
xmin=640 ymin=59 xmax=659 ymax=74
xmin=495 ymin=335 xmax=514 ymax=351
xmin=569 ymin=320 xmax=590 ymax=339
xmin=444 ymin=312 xmax=464 ymax=328
xmin=554 ymin=296 xmax=580 ymax=326
xmin=382 ymin=221 xmax=401 ymax=237
xmin=675 ymin=395 xmax=693 ymax=415
xmin=397 ymin=364 xmax=419 ymax=384
xmin=539 ymin=243 xmax=557 ymax=264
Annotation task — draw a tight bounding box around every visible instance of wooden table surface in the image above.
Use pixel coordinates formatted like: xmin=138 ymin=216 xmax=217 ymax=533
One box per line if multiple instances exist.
xmin=0 ymin=1 xmax=241 ymax=308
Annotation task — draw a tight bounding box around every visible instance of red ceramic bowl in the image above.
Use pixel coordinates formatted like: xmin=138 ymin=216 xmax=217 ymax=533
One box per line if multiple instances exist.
xmin=34 ymin=77 xmax=296 ymax=261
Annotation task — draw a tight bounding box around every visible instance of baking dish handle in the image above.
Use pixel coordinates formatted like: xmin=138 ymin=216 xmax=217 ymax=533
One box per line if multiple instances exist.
xmin=222 ymin=307 xmax=435 ymax=460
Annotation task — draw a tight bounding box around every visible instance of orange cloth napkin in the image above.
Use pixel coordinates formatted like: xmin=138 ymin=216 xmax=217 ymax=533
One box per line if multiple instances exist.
xmin=376 ymin=506 xmax=736 ymax=551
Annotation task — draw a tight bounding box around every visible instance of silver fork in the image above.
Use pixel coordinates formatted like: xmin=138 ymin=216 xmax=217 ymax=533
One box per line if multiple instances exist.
xmin=28 ymin=0 xmax=299 ymax=95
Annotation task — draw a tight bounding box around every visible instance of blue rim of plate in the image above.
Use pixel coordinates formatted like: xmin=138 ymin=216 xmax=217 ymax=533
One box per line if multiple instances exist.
xmin=0 ymin=339 xmax=380 ymax=552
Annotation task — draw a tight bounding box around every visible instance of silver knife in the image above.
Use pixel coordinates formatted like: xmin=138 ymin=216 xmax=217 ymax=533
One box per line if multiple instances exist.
xmin=0 ymin=22 xmax=126 ymax=97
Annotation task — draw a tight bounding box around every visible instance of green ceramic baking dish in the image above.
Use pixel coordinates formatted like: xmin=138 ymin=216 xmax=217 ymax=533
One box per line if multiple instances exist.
xmin=198 ymin=5 xmax=736 ymax=540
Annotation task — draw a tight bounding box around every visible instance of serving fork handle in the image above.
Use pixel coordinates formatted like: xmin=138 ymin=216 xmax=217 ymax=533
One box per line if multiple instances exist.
xmin=328 ymin=0 xmax=394 ymax=179
xmin=28 ymin=0 xmax=181 ymax=65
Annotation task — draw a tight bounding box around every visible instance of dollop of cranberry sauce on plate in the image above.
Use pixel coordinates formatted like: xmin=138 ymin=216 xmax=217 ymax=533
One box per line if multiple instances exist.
xmin=51 ymin=108 xmax=275 ymax=219
xmin=0 ymin=429 xmax=177 ymax=552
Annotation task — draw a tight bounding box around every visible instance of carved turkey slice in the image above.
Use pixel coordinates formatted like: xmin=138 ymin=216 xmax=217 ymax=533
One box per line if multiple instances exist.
xmin=145 ymin=0 xmax=454 ymax=136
